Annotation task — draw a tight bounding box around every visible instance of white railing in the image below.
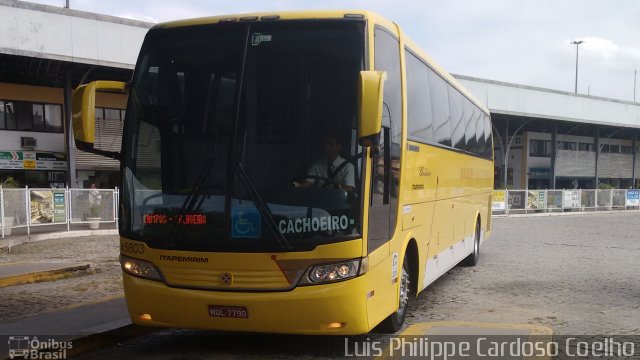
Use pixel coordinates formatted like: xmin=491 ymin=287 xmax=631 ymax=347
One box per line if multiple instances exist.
xmin=0 ymin=187 xmax=119 ymax=238
xmin=2 ymin=187 xmax=638 ymax=236
xmin=492 ymin=189 xmax=640 ymax=215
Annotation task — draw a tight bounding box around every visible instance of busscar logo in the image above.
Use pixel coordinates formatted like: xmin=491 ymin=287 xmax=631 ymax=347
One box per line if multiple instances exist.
xmin=8 ymin=336 xmax=72 ymax=359
xmin=418 ymin=167 xmax=431 ymax=176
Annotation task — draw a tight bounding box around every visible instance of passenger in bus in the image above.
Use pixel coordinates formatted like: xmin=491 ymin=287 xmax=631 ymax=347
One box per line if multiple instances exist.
xmin=374 ymin=143 xmax=401 ymax=197
xmin=292 ymin=136 xmax=355 ymax=191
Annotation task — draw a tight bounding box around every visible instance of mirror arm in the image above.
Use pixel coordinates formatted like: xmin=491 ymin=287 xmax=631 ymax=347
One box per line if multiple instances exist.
xmin=359 ymin=133 xmax=381 ymax=149
xmin=89 ymin=149 xmax=121 ymax=160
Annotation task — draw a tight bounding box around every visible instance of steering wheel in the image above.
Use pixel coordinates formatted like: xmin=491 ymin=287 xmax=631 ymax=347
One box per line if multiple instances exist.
xmin=290 ymin=175 xmax=341 ymax=189
xmin=141 ymin=192 xmax=164 ymax=206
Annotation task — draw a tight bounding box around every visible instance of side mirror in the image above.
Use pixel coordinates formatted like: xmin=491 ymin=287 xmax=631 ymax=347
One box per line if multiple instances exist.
xmin=72 ymin=80 xmax=127 ymax=158
xmin=357 ymin=71 xmax=386 ymax=147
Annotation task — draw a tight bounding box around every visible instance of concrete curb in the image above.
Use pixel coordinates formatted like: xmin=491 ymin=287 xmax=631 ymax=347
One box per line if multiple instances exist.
xmin=493 ymin=209 xmax=640 ymax=218
xmin=0 ymin=263 xmax=91 ymax=288
xmin=0 ymin=229 xmax=118 ymax=251
xmin=0 ymin=296 xmax=148 ymax=360
xmin=65 ymin=324 xmax=157 ymax=359
xmin=0 ymin=324 xmax=154 ymax=360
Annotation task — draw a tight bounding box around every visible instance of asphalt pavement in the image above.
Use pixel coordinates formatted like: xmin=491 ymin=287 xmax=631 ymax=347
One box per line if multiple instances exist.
xmin=1 ymin=212 xmax=639 ymax=360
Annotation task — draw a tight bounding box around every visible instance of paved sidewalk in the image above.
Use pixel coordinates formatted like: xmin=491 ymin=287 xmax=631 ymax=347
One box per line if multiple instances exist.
xmin=0 ymin=297 xmax=131 ymax=358
xmin=0 ymin=228 xmax=118 ymax=251
xmin=0 ymin=233 xmax=123 ymax=322
xmin=0 ymin=296 xmax=129 ymax=336
xmin=0 ymin=233 xmax=134 ymax=359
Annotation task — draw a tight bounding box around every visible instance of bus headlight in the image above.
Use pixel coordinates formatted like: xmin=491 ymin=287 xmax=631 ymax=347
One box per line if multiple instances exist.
xmin=120 ymin=255 xmax=162 ymax=281
xmin=300 ymin=258 xmax=366 ymax=285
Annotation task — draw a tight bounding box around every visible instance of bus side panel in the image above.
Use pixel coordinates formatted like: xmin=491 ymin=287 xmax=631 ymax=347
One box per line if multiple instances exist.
xmin=419 ymin=145 xmax=493 ymax=289
xmin=484 ymin=191 xmax=492 ymax=240
xmin=462 ymin=157 xmax=493 ymax=244
xmin=365 ymin=243 xmax=398 ymax=330
xmin=401 ymin=202 xmax=434 ymax=294
xmin=400 ymin=141 xmax=440 ymax=292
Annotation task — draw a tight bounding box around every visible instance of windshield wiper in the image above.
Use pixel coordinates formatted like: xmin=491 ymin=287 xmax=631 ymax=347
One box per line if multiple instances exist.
xmin=234 ymin=162 xmax=292 ymax=251
xmin=164 ymin=86 xmax=223 ymax=243
xmin=221 ymin=25 xmax=289 ymax=251
xmin=166 ymin=150 xmax=217 ymax=244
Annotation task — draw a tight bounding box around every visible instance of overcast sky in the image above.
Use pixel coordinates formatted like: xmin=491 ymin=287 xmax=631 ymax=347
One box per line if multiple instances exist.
xmin=28 ymin=0 xmax=640 ymax=102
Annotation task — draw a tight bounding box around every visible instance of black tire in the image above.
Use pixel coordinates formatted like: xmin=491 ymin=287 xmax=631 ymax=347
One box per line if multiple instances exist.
xmin=377 ymin=253 xmax=412 ymax=333
xmin=461 ymin=220 xmax=481 ymax=266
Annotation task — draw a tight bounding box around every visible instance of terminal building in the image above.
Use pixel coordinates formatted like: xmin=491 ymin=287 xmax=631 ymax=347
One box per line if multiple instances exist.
xmin=0 ymin=0 xmax=150 ymax=188
xmin=456 ymin=75 xmax=640 ymax=189
xmin=1 ymin=0 xmax=639 ymax=189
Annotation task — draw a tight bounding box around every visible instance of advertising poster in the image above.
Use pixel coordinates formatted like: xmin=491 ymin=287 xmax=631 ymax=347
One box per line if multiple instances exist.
xmin=0 ymin=151 xmax=67 ymax=170
xmin=563 ymin=190 xmax=581 ymax=208
xmin=527 ymin=190 xmax=546 ymax=210
xmin=626 ymin=190 xmax=640 ymax=206
xmin=30 ymin=189 xmax=66 ymax=224
xmin=53 ymin=191 xmax=66 ymax=222
xmin=492 ymin=190 xmax=506 ymax=211
xmin=508 ymin=191 xmax=526 ymax=210
xmin=546 ymin=191 xmax=563 ymax=208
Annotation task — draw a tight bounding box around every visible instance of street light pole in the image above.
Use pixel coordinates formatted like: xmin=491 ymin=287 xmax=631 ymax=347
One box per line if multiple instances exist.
xmin=571 ymin=40 xmax=584 ymax=94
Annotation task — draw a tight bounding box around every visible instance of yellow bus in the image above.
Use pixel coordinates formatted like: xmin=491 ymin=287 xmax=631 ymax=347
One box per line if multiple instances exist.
xmin=73 ymin=10 xmax=493 ymax=334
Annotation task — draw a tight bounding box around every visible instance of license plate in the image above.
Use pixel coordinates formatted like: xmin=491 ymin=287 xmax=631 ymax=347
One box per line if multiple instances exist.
xmin=208 ymin=305 xmax=249 ymax=319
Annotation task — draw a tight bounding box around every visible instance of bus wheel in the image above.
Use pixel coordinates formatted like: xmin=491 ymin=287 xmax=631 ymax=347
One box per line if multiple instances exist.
xmin=377 ymin=253 xmax=411 ymax=333
xmin=461 ymin=220 xmax=481 ymax=266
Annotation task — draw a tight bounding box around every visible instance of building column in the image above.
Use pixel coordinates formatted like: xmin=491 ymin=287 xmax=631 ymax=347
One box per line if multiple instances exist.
xmin=63 ymin=69 xmax=77 ymax=187
xmin=550 ymin=123 xmax=557 ymax=189
xmin=633 ymin=130 xmax=637 ymax=188
xmin=522 ymin=131 xmax=529 ymax=189
xmin=502 ymin=120 xmax=509 ymax=189
xmin=594 ymin=126 xmax=600 ymax=187
xmin=492 ymin=123 xmax=505 ymax=190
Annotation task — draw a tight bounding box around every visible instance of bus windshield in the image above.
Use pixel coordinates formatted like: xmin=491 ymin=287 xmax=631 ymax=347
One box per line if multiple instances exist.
xmin=121 ymin=20 xmax=365 ymax=252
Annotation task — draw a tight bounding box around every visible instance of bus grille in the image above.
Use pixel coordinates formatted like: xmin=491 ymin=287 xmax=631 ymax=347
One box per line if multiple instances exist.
xmin=159 ymin=266 xmax=302 ymax=291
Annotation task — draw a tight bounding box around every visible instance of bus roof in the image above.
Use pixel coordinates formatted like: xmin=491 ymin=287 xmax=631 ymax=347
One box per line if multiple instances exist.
xmin=157 ymin=10 xmax=489 ymax=115
xmin=157 ymin=10 xmax=374 ymax=29
xmin=400 ymin=35 xmax=490 ymax=115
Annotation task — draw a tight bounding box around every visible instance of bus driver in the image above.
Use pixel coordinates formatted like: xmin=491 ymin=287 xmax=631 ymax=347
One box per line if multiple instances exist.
xmin=293 ymin=136 xmax=355 ymax=192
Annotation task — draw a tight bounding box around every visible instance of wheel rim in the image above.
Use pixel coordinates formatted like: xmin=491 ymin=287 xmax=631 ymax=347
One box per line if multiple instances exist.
xmin=398 ymin=263 xmax=410 ymax=315
xmin=474 ymin=227 xmax=479 ymax=256
xmin=474 ymin=224 xmax=480 ymax=257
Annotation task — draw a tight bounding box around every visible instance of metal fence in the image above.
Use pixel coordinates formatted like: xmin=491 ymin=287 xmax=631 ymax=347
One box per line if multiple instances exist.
xmin=1 ymin=187 xmax=119 ymax=238
xmin=2 ymin=186 xmax=639 ymax=236
xmin=492 ymin=189 xmax=640 ymax=215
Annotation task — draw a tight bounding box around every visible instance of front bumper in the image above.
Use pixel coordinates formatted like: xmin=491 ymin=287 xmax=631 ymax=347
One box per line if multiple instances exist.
xmin=123 ymin=272 xmax=370 ymax=335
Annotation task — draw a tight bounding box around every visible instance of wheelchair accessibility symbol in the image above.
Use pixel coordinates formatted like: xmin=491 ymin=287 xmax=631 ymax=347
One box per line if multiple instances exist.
xmin=231 ymin=207 xmax=261 ymax=238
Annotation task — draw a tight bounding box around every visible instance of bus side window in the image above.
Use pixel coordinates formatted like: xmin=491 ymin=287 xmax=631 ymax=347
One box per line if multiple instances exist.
xmin=372 ymin=127 xmax=391 ymax=204
xmin=369 ymin=26 xmax=401 ymax=253
xmin=369 ymin=126 xmax=390 ymax=249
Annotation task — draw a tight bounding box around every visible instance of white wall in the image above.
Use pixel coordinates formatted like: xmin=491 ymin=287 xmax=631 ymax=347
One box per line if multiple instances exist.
xmin=556 ymin=151 xmax=596 ymax=178
xmin=598 ymin=153 xmax=634 ymax=178
xmin=525 ymin=131 xmax=635 ymax=179
xmin=455 ymin=75 xmax=640 ymax=129
xmin=0 ymin=2 xmax=151 ymax=68
xmin=0 ymin=131 xmax=65 ymax=152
